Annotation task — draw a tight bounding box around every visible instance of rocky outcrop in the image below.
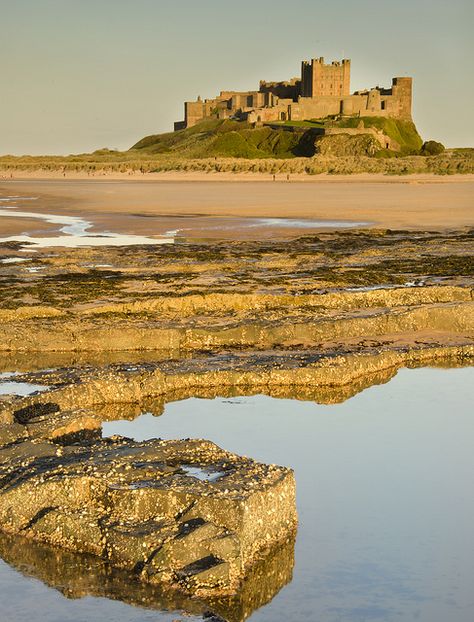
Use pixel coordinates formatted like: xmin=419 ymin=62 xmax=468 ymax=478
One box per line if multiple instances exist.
xmin=315 ymin=133 xmax=383 ymax=157
xmin=1 ymin=295 xmax=473 ymax=353
xmin=1 ymin=344 xmax=472 ymax=425
xmin=1 ymin=227 xmax=473 ymax=610
xmin=0 ymin=428 xmax=296 ymax=597
xmin=1 ymin=227 xmax=473 ymax=355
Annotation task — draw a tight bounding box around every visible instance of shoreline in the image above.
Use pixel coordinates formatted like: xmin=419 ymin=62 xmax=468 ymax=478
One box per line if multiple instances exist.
xmin=1 ymin=170 xmax=474 ymax=183
xmin=1 ymin=177 xmax=474 ymax=235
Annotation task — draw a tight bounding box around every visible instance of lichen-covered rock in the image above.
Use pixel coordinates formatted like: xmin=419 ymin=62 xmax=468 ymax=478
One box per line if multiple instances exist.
xmin=0 ymin=429 xmax=297 ymax=596
xmin=0 ymin=422 xmax=28 ymax=445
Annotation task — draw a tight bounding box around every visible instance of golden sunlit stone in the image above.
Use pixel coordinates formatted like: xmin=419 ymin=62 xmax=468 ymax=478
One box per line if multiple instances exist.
xmin=0 ymin=425 xmax=296 ymax=596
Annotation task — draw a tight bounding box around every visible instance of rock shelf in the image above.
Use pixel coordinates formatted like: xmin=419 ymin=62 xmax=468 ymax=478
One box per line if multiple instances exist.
xmin=0 ymin=429 xmax=296 ymax=597
xmin=0 ymin=344 xmax=471 ymax=599
xmin=1 ymin=227 xmax=473 ymax=606
xmin=0 ymin=228 xmax=473 ymax=355
xmin=1 ymin=345 xmax=473 ymax=427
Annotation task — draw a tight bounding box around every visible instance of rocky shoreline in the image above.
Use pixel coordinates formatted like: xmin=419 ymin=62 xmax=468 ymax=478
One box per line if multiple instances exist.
xmin=1 ymin=226 xmax=473 ymax=612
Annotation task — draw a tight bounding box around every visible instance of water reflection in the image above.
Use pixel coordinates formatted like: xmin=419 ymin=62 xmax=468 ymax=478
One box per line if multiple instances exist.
xmin=92 ymin=367 xmax=401 ymax=425
xmin=0 ymin=529 xmax=295 ymax=622
xmin=103 ymin=368 xmax=474 ymax=622
xmin=1 ymin=367 xmax=473 ymax=622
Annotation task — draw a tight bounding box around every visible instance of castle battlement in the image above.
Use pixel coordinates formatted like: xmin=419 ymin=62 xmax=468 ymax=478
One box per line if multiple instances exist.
xmin=174 ymin=57 xmax=413 ymax=131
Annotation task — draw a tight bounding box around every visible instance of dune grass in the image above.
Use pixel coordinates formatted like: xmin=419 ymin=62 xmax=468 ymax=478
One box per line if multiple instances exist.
xmin=1 ymin=151 xmax=473 ymax=177
xmin=0 ymin=119 xmax=472 ymax=176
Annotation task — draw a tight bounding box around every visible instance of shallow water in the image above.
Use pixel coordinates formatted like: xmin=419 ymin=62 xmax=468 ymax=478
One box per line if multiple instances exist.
xmin=0 ymin=257 xmax=32 ymax=264
xmin=168 ymin=216 xmax=369 ymax=238
xmin=0 ymin=205 xmax=174 ymax=248
xmin=1 ymin=367 xmax=473 ymax=621
xmin=0 ymin=381 xmax=50 ymax=396
xmin=0 ymin=194 xmax=368 ymax=248
xmin=181 ymin=464 xmax=227 ymax=482
xmin=248 ymin=217 xmax=368 ymax=229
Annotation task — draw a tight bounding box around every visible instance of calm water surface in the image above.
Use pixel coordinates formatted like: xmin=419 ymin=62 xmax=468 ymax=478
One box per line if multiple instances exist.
xmin=1 ymin=367 xmax=473 ymax=622
xmin=0 ymin=193 xmax=367 ymax=249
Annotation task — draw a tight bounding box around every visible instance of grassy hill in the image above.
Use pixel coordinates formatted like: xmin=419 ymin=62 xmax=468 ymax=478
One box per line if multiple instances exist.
xmin=2 ymin=116 xmax=471 ymax=177
xmin=132 ymin=119 xmax=311 ymax=159
xmin=132 ymin=116 xmax=423 ymax=160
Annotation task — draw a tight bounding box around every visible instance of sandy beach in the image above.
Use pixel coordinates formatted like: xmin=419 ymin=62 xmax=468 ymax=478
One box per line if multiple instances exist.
xmin=2 ymin=170 xmax=474 ymax=185
xmin=0 ymin=176 xmax=473 ymax=240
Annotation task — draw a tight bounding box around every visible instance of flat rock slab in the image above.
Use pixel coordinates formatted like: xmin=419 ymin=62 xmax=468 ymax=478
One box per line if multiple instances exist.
xmin=0 ymin=427 xmax=296 ymax=596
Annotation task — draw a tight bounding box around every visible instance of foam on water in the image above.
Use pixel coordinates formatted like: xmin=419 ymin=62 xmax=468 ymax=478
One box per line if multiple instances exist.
xmin=0 ymin=195 xmax=368 ymax=248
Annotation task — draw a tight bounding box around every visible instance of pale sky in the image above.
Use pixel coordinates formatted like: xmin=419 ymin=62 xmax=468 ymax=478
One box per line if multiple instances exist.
xmin=1 ymin=0 xmax=472 ymax=155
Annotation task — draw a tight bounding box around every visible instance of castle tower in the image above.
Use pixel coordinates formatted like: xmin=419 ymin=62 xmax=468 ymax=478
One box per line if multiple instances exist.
xmin=391 ymin=77 xmax=413 ymax=119
xmin=301 ymin=57 xmax=351 ymax=98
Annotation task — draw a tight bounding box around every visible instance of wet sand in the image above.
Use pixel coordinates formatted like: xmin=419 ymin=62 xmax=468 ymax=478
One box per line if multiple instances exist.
xmin=0 ymin=177 xmax=473 ymax=240
xmin=0 ymin=216 xmax=57 ymax=237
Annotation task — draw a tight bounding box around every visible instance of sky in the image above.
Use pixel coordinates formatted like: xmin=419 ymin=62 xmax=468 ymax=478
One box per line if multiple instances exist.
xmin=1 ymin=0 xmax=472 ymax=155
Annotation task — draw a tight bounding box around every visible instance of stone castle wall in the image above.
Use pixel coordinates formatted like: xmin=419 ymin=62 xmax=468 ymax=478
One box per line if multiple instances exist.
xmin=174 ymin=57 xmax=413 ymax=131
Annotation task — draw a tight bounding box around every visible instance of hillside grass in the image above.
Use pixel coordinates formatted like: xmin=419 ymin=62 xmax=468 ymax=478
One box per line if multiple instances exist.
xmin=132 ymin=119 xmax=244 ymax=153
xmin=133 ymin=117 xmax=423 ymax=159
xmin=132 ymin=119 xmax=307 ymax=159
xmin=1 ymin=119 xmax=472 ymax=176
xmin=335 ymin=116 xmax=423 ymax=154
xmin=271 ymin=116 xmax=423 ymax=154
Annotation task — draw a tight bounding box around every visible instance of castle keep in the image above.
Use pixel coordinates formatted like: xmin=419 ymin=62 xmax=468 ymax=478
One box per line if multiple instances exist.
xmin=174 ymin=57 xmax=413 ymax=131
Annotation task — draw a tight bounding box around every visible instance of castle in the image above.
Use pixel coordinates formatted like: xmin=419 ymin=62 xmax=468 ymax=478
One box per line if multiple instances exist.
xmin=174 ymin=57 xmax=413 ymax=131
